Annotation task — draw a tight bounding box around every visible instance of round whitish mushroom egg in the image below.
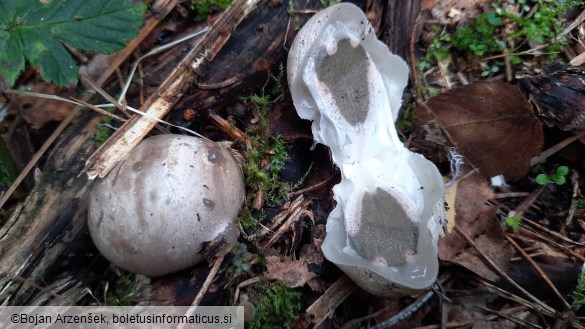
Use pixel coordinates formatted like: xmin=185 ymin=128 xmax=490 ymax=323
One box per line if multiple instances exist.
xmin=88 ymin=134 xmax=245 ymax=276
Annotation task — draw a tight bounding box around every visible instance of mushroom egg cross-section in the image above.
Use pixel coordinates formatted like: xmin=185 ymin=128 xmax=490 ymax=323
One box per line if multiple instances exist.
xmin=88 ymin=135 xmax=245 ymax=276
xmin=287 ymin=3 xmax=445 ymax=296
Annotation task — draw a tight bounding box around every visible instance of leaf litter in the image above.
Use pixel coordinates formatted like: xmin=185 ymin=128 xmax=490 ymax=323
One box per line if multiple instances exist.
xmin=439 ymin=172 xmax=513 ymax=282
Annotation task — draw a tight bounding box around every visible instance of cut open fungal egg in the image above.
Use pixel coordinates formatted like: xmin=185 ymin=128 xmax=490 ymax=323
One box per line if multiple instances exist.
xmin=288 ymin=3 xmax=445 ymax=296
xmin=88 ymin=135 xmax=245 ymax=277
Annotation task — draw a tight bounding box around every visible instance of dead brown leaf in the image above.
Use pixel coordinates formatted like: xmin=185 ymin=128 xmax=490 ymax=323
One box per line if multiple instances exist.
xmin=264 ymin=255 xmax=317 ymax=288
xmin=426 ymin=81 xmax=543 ymax=180
xmin=19 ymin=83 xmax=77 ymax=129
xmin=439 ymin=173 xmax=513 ymax=281
xmin=299 ymin=223 xmax=325 ymax=265
xmin=422 ymin=0 xmax=492 ymax=24
xmin=300 ymin=224 xmax=327 ymax=292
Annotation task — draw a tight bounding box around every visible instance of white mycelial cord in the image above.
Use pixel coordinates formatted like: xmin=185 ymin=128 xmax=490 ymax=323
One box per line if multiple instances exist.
xmin=447 ymin=147 xmax=465 ymax=185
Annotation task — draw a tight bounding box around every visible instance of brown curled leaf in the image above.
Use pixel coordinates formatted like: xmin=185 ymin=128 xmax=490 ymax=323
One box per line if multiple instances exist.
xmin=426 ymin=81 xmax=543 ymax=180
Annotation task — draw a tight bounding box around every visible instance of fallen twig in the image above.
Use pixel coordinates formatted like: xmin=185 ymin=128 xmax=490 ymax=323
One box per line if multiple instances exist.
xmin=504 ymin=234 xmax=571 ymax=310
xmin=84 ymin=0 xmax=262 ymax=179
xmin=454 ymin=226 xmax=558 ymax=316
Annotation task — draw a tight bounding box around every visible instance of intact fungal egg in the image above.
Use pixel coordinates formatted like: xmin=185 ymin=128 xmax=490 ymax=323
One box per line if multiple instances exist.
xmin=88 ymin=135 xmax=245 ymax=276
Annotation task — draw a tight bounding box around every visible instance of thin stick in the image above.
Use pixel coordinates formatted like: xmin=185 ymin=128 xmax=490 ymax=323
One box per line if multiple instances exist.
xmin=118 ymin=26 xmax=210 ymax=103
xmin=566 ymin=170 xmax=580 ymax=225
xmin=475 ymin=305 xmax=542 ymax=329
xmin=207 ymin=112 xmax=247 ymax=142
xmin=3 ymin=90 xmax=126 ymax=122
xmin=495 ymin=192 xmax=531 ymax=199
xmin=453 ymin=226 xmax=557 ymax=316
xmin=70 ymin=98 xmax=126 ymax=122
xmin=413 ymin=306 xmax=529 ymax=329
xmin=504 ymin=233 xmax=571 ymax=310
xmin=523 ymin=217 xmax=585 ymax=247
xmin=306 ymin=275 xmax=357 ymax=328
xmin=195 ymin=256 xmax=224 ymax=306
xmin=232 ymin=276 xmax=262 ymax=305
xmin=519 ymin=226 xmax=585 ymax=262
xmin=287 ymin=174 xmax=337 ymax=197
xmin=81 ymin=75 xmax=130 ymax=118
xmin=531 ymin=128 xmax=585 ymax=166
xmin=178 ymin=255 xmax=225 ymax=329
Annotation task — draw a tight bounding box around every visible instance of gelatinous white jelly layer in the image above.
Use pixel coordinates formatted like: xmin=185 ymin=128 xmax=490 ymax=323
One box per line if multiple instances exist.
xmin=288 ymin=3 xmax=445 ymax=296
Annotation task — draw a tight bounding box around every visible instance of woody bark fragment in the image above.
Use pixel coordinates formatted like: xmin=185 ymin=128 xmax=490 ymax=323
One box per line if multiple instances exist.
xmin=84 ymin=0 xmax=261 ymax=179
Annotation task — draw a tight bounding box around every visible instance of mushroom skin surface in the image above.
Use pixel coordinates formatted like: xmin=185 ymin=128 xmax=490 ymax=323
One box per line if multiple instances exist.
xmin=88 ymin=135 xmax=244 ymax=276
xmin=288 ymin=3 xmax=445 ymax=296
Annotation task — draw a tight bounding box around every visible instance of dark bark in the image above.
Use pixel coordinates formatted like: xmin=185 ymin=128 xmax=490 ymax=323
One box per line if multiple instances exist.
xmin=380 ymin=0 xmax=421 ymax=63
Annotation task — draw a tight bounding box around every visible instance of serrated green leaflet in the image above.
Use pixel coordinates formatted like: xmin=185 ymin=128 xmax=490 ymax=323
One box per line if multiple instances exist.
xmin=0 ymin=0 xmax=145 ymax=86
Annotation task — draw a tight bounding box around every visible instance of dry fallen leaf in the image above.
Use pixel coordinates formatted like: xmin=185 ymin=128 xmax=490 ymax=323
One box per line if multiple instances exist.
xmin=422 ymin=0 xmax=492 ymax=24
xmin=20 ymin=83 xmax=77 ymax=129
xmin=439 ymin=173 xmax=513 ymax=281
xmin=426 ymin=81 xmax=543 ymax=180
xmin=265 ymin=255 xmax=317 ymax=288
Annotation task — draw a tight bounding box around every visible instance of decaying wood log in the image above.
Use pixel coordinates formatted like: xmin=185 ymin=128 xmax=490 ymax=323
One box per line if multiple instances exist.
xmin=0 ymin=0 xmax=415 ymax=306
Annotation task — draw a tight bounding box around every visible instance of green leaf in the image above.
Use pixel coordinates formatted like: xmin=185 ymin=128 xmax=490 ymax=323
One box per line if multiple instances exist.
xmin=556 ymin=165 xmax=569 ymax=177
xmin=554 ymin=175 xmax=566 ymax=185
xmin=505 ymin=216 xmax=520 ymax=232
xmin=486 ymin=12 xmax=502 ymax=26
xmin=0 ymin=0 xmax=145 ymax=86
xmin=535 ymin=174 xmax=550 ymax=185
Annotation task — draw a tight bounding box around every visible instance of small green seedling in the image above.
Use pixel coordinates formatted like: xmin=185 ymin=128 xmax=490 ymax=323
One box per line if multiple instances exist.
xmin=571 ymin=263 xmax=585 ymax=312
xmin=536 ymin=166 xmax=569 ymax=186
xmin=418 ymin=0 xmax=581 ymax=76
xmin=505 ymin=215 xmax=522 ymax=232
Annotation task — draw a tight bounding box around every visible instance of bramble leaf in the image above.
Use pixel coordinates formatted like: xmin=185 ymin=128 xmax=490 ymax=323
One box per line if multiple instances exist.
xmin=0 ymin=0 xmax=145 ymax=86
